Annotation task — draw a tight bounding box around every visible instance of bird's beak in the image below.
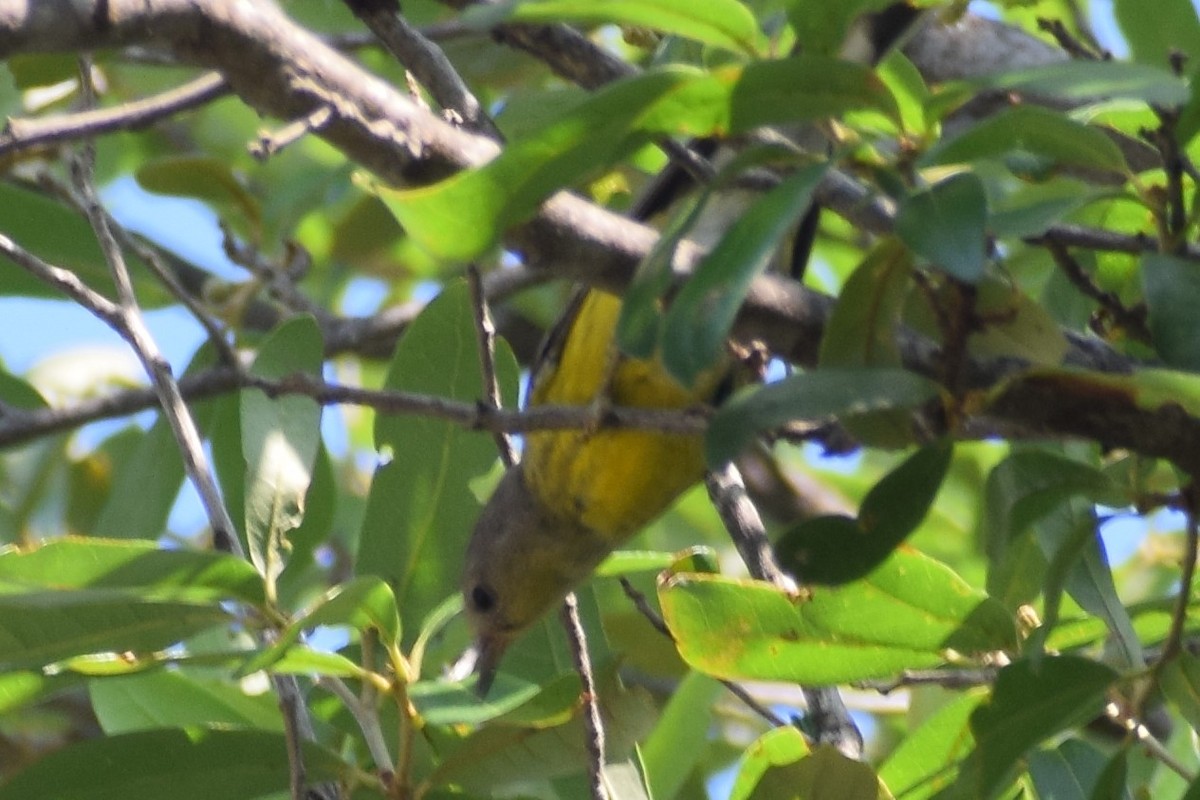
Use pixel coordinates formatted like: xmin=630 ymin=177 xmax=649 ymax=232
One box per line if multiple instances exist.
xmin=472 ymin=632 xmax=509 ymax=698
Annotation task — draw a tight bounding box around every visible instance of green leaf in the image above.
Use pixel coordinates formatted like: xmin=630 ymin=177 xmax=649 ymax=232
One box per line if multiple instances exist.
xmin=819 ymin=239 xmax=912 ymax=368
xmin=976 ymin=61 xmax=1190 ymax=107
xmin=92 ymin=413 xmax=188 ymax=540
xmin=1142 ymin=253 xmax=1200 ymax=371
xmin=661 ymin=162 xmax=826 ymax=385
xmin=466 ymin=0 xmax=765 ymax=56
xmin=0 ymin=538 xmax=265 ymax=606
xmin=240 ymin=575 xmax=399 ymax=675
xmin=0 ymin=728 xmax=350 ymax=800
xmin=896 ymin=173 xmax=988 ymax=283
xmin=1027 ymin=739 xmax=1118 ymax=800
xmin=89 ymin=669 xmax=284 ymax=733
xmin=920 ymin=106 xmax=1127 ymax=173
xmin=983 ymin=449 xmax=1129 ymax=607
xmin=878 ymin=691 xmax=984 ymax=799
xmin=659 ymin=549 xmax=1015 ymax=684
xmin=0 ymin=591 xmax=229 ymax=670
xmin=136 ymin=156 xmax=262 ymax=241
xmin=617 ymin=191 xmax=713 ymax=359
xmin=943 ymin=656 xmax=1117 ymax=800
xmin=782 ymin=0 xmax=899 ymax=57
xmin=356 ymin=280 xmax=520 ymax=646
xmin=1160 ymin=652 xmax=1200 ymax=731
xmin=429 ymin=667 xmax=656 ymax=792
xmin=0 ymin=182 xmax=159 ymax=303
xmin=729 ymin=727 xmax=810 ymax=800
xmin=642 ymin=671 xmax=722 ymax=800
xmin=383 ymin=59 xmax=890 ymax=261
xmin=241 ymin=315 xmax=324 ymax=592
xmin=966 ymin=276 xmax=1069 ymax=365
xmin=774 ymin=441 xmax=953 ymax=585
xmin=705 ymin=367 xmax=940 ymax=466
xmin=747 ymin=745 xmax=888 ymax=800
xmin=1115 ymin=0 xmax=1200 ymax=65
xmin=0 ymin=670 xmax=85 ymax=715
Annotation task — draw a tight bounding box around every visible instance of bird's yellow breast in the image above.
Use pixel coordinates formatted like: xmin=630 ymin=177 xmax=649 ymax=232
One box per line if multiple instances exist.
xmin=522 ymin=290 xmax=719 ymax=539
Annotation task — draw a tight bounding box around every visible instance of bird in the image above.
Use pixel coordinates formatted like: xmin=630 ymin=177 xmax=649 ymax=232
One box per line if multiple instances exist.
xmin=460 ymin=287 xmax=728 ymax=694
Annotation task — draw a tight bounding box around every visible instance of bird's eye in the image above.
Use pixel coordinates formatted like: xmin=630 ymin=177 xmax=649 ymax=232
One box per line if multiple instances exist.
xmin=470 ymin=584 xmax=496 ymax=613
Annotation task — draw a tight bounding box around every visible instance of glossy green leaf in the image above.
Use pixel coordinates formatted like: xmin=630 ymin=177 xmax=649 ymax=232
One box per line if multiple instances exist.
xmin=467 ymin=0 xmax=764 ymax=56
xmin=729 ymin=727 xmax=810 ymax=800
xmin=662 ymin=162 xmax=826 ymax=385
xmin=921 ymin=106 xmax=1126 ymax=173
xmin=0 ymin=591 xmax=229 ymax=670
xmin=878 ymin=691 xmax=984 ymax=799
xmin=977 ymin=61 xmax=1189 ymax=106
xmin=240 ymin=575 xmax=399 ymax=674
xmin=0 ymin=728 xmax=349 ymax=800
xmin=383 ymin=59 xmax=889 ymax=261
xmin=896 ymin=173 xmax=988 ymax=283
xmin=659 ymin=549 xmax=1014 ymax=684
xmin=241 ymin=315 xmax=323 ymax=591
xmin=595 ymin=549 xmax=678 ymax=577
xmin=944 ymin=656 xmax=1117 ymax=799
xmin=705 ymin=367 xmax=940 ymax=466
xmin=1142 ymin=253 xmax=1200 ymax=371
xmin=89 ymin=669 xmax=284 ymax=733
xmin=775 ymin=441 xmax=953 ymax=585
xmin=0 ymin=538 xmax=264 ymax=606
xmin=357 ymin=280 xmax=519 ymax=646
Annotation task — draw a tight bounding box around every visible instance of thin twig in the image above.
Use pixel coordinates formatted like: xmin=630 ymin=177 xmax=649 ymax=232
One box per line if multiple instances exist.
xmin=0 ymin=71 xmax=229 ymax=158
xmin=705 ymin=463 xmax=864 ymax=759
xmin=467 ymin=265 xmax=517 ymax=467
xmin=1105 ymin=700 xmax=1197 ymax=782
xmin=68 ymin=60 xmax=241 ymax=557
xmin=561 ymin=593 xmax=607 ymax=800
xmin=618 ymin=577 xmax=787 ymax=728
xmin=1044 ymin=239 xmax=1151 ymax=343
xmin=344 ymin=0 xmax=500 ymax=139
xmin=251 ymin=105 xmax=334 ymax=160
xmin=319 ymin=677 xmax=394 ymax=773
xmin=1161 ymin=482 xmax=1200 ymax=663
xmin=28 ymin=167 xmax=239 ymax=365
xmin=852 ymin=667 xmax=999 ymax=694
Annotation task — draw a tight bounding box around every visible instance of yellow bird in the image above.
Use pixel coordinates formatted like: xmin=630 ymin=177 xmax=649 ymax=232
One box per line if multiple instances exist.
xmin=461 ymin=288 xmax=727 ymax=693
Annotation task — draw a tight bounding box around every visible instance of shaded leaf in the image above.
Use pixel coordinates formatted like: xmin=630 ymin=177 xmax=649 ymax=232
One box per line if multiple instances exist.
xmin=775 ymin=441 xmax=952 ymax=585
xmin=896 ymin=173 xmax=988 ymax=283
xmin=0 ymin=728 xmax=349 ymax=800
xmin=705 ymin=367 xmax=940 ymax=466
xmin=661 ymin=163 xmax=826 ymax=385
xmin=1142 ymin=253 xmax=1200 ymax=371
